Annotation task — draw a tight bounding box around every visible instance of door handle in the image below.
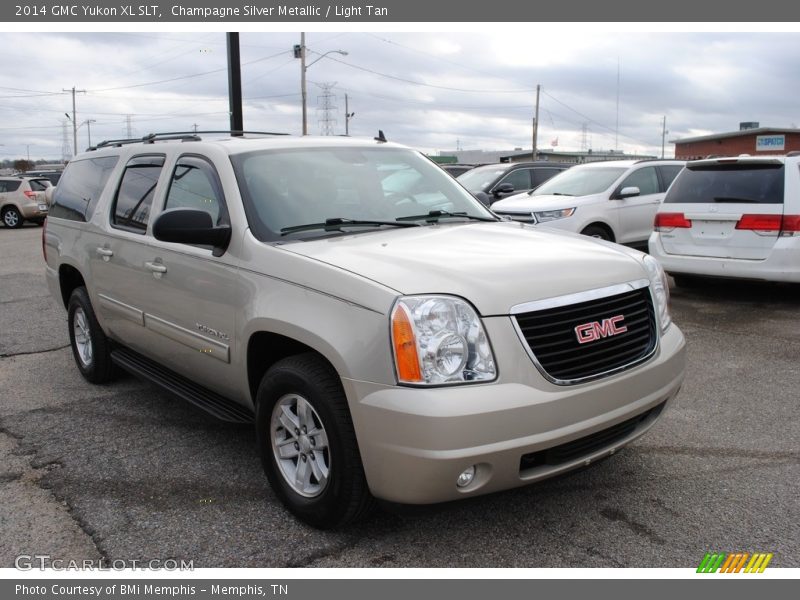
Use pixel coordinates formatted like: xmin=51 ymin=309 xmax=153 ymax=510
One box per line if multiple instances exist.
xmin=144 ymin=261 xmax=167 ymax=274
xmin=96 ymin=247 xmax=113 ymax=261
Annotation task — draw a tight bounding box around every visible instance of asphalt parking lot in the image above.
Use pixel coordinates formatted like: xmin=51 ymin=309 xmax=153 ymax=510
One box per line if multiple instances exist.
xmin=1 ymin=225 xmax=798 ymax=568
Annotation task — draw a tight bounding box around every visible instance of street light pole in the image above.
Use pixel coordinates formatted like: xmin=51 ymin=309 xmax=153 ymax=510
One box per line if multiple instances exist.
xmin=297 ymin=34 xmax=348 ymax=136
xmin=62 ymin=86 xmax=85 ymax=157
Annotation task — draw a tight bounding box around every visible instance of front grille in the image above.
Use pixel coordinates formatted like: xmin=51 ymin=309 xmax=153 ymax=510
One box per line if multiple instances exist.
xmin=519 ymin=402 xmax=664 ymax=473
xmin=514 ymin=286 xmax=657 ymax=383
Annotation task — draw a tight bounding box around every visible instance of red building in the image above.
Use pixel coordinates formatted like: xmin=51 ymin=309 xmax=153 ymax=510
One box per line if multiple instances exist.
xmin=672 ymin=126 xmax=800 ymax=160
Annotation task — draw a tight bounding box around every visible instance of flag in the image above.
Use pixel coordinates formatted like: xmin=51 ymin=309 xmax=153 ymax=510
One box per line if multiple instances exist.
xmin=551 ymin=137 xmax=559 ymax=147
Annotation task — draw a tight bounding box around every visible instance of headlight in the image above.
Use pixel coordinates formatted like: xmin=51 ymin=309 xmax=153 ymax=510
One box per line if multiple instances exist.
xmin=533 ymin=208 xmax=575 ymax=223
xmin=642 ymin=255 xmax=671 ymax=332
xmin=391 ymin=295 xmax=496 ymax=385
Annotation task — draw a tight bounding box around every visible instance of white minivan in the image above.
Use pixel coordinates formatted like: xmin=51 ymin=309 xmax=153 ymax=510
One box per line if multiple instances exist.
xmin=649 ymin=155 xmax=800 ymax=284
xmin=491 ymin=160 xmax=684 ymax=246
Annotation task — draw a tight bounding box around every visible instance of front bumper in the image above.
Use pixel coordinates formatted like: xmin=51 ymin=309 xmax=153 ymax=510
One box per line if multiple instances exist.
xmin=344 ymin=320 xmax=685 ymax=504
xmin=649 ymin=232 xmax=800 ymax=283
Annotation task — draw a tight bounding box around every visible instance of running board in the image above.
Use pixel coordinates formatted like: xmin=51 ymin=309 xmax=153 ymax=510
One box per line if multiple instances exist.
xmin=111 ymin=347 xmax=254 ymax=424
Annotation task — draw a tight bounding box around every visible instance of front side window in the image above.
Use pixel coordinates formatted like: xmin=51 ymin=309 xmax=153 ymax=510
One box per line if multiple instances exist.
xmin=496 ymin=169 xmax=531 ymax=192
xmin=618 ymin=167 xmax=659 ymax=196
xmin=232 ymin=146 xmax=493 ymax=241
xmin=164 ymin=156 xmax=226 ymax=226
xmin=456 ymin=165 xmax=509 ymax=192
xmin=112 ymin=155 xmax=165 ymax=233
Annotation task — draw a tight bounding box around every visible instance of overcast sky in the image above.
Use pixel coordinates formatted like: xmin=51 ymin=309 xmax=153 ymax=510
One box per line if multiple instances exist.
xmin=1 ymin=31 xmax=799 ymax=161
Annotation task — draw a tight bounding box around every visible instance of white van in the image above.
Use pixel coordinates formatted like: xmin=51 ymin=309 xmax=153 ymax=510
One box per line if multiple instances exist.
xmin=649 ymin=155 xmax=800 ymax=284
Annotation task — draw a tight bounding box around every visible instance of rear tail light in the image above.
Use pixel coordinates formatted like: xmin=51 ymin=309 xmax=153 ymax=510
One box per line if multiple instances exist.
xmin=736 ymin=214 xmax=800 ymax=237
xmin=654 ymin=212 xmax=692 ymax=232
xmin=23 ymin=190 xmax=37 ymax=199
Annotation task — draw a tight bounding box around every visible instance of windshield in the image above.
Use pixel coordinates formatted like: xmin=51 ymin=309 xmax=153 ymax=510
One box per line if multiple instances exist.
xmin=456 ymin=164 xmax=508 ymax=191
xmin=232 ymin=146 xmax=495 ymax=241
xmin=532 ymin=166 xmax=627 ymax=197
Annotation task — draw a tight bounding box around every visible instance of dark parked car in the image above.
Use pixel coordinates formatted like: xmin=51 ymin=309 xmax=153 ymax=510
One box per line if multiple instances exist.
xmin=456 ymin=161 xmax=571 ymax=205
xmin=441 ymin=163 xmax=477 ymax=178
xmin=20 ymin=170 xmax=62 ymax=186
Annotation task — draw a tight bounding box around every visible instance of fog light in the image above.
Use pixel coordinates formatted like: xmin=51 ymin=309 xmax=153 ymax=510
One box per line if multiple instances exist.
xmin=456 ymin=465 xmax=476 ymax=488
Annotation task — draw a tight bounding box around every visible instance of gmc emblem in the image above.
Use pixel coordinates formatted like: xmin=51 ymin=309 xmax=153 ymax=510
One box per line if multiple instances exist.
xmin=574 ymin=315 xmax=627 ymax=344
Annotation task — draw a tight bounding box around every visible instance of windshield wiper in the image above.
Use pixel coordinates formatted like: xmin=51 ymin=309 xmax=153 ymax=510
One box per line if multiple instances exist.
xmin=712 ymin=197 xmax=760 ymax=203
xmin=280 ymin=217 xmax=421 ymax=236
xmin=396 ymin=210 xmax=497 ymax=223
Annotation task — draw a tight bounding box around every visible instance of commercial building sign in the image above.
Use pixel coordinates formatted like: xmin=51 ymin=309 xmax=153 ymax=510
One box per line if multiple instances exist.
xmin=756 ymin=135 xmax=785 ymax=151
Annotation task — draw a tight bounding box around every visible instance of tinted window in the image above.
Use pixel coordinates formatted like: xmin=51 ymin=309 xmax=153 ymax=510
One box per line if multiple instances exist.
xmin=618 ymin=167 xmax=659 ymax=196
xmin=28 ymin=179 xmax=50 ymax=192
xmin=456 ymin=165 xmax=509 ymax=191
xmin=165 ymin=156 xmax=226 ymax=225
xmin=497 ymin=169 xmax=531 ymax=192
xmin=532 ymin=167 xmax=564 ymax=186
xmin=665 ymin=164 xmax=784 ymax=205
xmin=49 ymin=157 xmax=118 ymax=221
xmin=112 ymin=155 xmax=165 ymax=233
xmin=656 ymin=165 xmax=683 ymax=191
xmin=0 ymin=180 xmax=22 ymax=193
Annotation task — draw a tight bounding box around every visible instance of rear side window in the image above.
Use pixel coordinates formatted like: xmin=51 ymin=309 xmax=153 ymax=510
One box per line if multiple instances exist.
xmin=28 ymin=179 xmax=50 ymax=192
xmin=497 ymin=168 xmax=531 ymax=191
xmin=665 ymin=164 xmax=784 ymax=205
xmin=656 ymin=165 xmax=683 ymax=191
xmin=0 ymin=180 xmax=22 ymax=193
xmin=618 ymin=167 xmax=659 ymax=196
xmin=49 ymin=156 xmax=119 ymax=221
xmin=532 ymin=167 xmax=563 ymax=186
xmin=112 ymin=155 xmax=165 ymax=233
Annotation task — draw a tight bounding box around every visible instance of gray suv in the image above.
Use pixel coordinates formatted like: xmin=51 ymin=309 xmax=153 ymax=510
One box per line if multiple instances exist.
xmin=45 ymin=132 xmax=685 ymax=528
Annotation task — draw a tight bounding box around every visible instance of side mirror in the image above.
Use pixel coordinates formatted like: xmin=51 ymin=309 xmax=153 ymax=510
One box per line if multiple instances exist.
xmin=153 ymin=208 xmax=231 ymax=255
xmin=473 ymin=191 xmax=492 ymax=207
xmin=493 ymin=182 xmax=515 ymax=198
xmin=617 ymin=186 xmax=641 ymax=199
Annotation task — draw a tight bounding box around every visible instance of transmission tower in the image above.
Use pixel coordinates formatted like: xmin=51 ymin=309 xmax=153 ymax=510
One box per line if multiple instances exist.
xmin=580 ymin=122 xmax=589 ymax=152
xmin=61 ymin=119 xmax=71 ymax=162
xmin=125 ymin=115 xmax=134 ymax=138
xmin=316 ymin=82 xmax=338 ymax=136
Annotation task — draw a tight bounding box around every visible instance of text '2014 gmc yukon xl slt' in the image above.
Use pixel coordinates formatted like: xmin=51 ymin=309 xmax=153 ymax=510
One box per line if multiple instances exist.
xmin=44 ymin=133 xmax=685 ymax=528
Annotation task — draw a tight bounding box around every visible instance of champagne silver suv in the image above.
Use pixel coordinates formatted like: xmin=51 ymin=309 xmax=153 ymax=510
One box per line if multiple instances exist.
xmin=44 ymin=132 xmax=686 ymax=528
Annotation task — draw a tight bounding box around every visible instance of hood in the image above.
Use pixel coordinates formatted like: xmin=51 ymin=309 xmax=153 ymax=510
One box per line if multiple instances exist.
xmin=492 ymin=193 xmax=607 ymax=213
xmin=281 ymin=222 xmax=647 ymax=315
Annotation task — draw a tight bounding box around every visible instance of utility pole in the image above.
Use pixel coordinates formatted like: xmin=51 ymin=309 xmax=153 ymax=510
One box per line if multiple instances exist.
xmin=345 ymin=93 xmax=355 ymax=136
xmin=661 ymin=116 xmax=668 ymax=159
xmin=226 ymin=32 xmax=243 ymax=135
xmin=86 ymin=119 xmax=96 ymax=148
xmin=300 ymin=32 xmax=307 ymax=135
xmin=62 ymin=86 xmax=86 ymax=157
xmin=531 ymin=84 xmax=540 ymax=161
xmin=125 ymin=115 xmax=133 ymax=137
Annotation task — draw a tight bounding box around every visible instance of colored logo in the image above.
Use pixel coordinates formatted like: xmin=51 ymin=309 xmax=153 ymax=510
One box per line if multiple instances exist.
xmin=697 ymin=552 xmax=773 ymax=573
xmin=574 ymin=315 xmax=627 ymax=344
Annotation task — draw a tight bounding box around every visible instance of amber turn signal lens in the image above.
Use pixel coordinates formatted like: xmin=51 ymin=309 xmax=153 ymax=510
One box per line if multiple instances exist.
xmin=391 ymin=303 xmax=422 ymax=383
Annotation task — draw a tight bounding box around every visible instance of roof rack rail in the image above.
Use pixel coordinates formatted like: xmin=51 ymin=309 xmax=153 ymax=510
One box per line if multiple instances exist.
xmin=92 ymin=130 xmax=289 ymax=150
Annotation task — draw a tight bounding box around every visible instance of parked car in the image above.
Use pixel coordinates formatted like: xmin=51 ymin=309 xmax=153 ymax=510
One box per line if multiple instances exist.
xmin=441 ymin=163 xmax=476 ymax=178
xmin=649 ymin=154 xmax=800 ymax=285
xmin=456 ymin=161 xmax=571 ymax=204
xmin=0 ymin=176 xmax=51 ymax=227
xmin=491 ymin=160 xmax=685 ymax=247
xmin=21 ymin=170 xmax=62 ymax=186
xmin=44 ymin=132 xmax=685 ymax=528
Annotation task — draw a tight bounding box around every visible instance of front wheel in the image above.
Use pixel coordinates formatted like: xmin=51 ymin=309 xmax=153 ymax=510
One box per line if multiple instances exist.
xmin=581 ymin=225 xmax=613 ymax=241
xmin=255 ymin=353 xmax=373 ymax=529
xmin=2 ymin=207 xmax=23 ymax=228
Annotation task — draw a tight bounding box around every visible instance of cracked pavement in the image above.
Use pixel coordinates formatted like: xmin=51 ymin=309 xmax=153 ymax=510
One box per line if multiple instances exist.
xmin=0 ymin=225 xmax=798 ymax=568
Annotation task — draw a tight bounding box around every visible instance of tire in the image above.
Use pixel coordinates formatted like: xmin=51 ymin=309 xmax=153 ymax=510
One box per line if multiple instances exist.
xmin=255 ymin=353 xmax=373 ymax=529
xmin=672 ymin=274 xmax=703 ymax=289
xmin=581 ymin=224 xmax=613 ymax=241
xmin=2 ymin=206 xmax=23 ymax=229
xmin=67 ymin=287 xmax=115 ymax=383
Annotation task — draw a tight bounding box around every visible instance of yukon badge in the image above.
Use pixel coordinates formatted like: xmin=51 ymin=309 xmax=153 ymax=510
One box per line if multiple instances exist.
xmin=574 ymin=315 xmax=627 ymax=344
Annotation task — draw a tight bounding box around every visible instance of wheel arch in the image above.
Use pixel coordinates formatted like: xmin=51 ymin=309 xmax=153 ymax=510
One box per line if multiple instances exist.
xmin=581 ymin=221 xmax=616 ymax=242
xmin=58 ymin=264 xmax=87 ymax=308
